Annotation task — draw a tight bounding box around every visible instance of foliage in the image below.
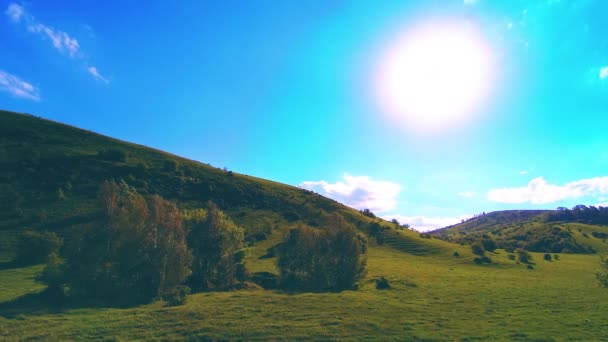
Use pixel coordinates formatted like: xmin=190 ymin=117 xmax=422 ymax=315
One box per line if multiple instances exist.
xmin=596 ymin=255 xmax=608 ymax=288
xmin=375 ymin=276 xmax=390 ymax=290
xmin=62 ymin=180 xmax=192 ymax=303
xmin=544 ymin=253 xmax=552 ymax=261
xmin=453 ymin=251 xmax=460 ymax=257
xmin=516 ymin=249 xmax=532 ymax=264
xmin=165 ymin=285 xmax=191 ymax=306
xmin=15 ymin=230 xmax=63 ymax=265
xmin=277 ymin=214 xmax=367 ymax=292
xmin=188 ymin=201 xmax=246 ymax=291
xmin=471 ymin=242 xmax=485 ymax=256
xmin=473 ymin=256 xmax=492 ymax=264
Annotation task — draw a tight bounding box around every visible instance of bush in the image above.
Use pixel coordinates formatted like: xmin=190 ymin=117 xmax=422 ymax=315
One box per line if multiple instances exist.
xmin=481 ymin=239 xmax=497 ymax=252
xmin=471 ymin=242 xmax=485 ymax=256
xmin=15 ymin=230 xmax=63 ymax=265
xmin=375 ymin=276 xmax=390 ymax=290
xmin=596 ymin=255 xmax=608 ymax=288
xmin=165 ymin=286 xmax=191 ymax=306
xmin=473 ymin=256 xmax=492 ymax=264
xmin=251 ymin=272 xmax=279 ymax=289
xmin=527 ymin=264 xmax=534 ymax=270
xmin=516 ymin=249 xmax=532 ymax=264
xmin=419 ymin=233 xmax=432 ymax=239
xmin=277 ymin=214 xmax=367 ymax=292
xmin=507 ymin=254 xmax=516 ymax=260
xmin=553 ymin=254 xmax=560 ymax=260
xmin=544 ymin=253 xmax=552 ymax=261
xmin=453 ymin=251 xmax=460 ymax=257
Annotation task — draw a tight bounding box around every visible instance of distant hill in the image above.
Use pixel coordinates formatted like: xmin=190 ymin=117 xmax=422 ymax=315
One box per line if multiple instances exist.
xmin=431 ymin=209 xmax=608 ymax=253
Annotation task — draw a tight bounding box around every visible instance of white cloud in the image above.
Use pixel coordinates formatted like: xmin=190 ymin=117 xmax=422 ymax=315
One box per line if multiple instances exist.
xmin=0 ymin=70 xmax=40 ymax=101
xmin=600 ymin=66 xmax=608 ymax=79
xmin=488 ymin=176 xmax=608 ymax=204
xmin=463 ymin=0 xmax=477 ymax=5
xmin=382 ymin=214 xmax=470 ymax=232
xmin=88 ymin=66 xmax=109 ymax=84
xmin=27 ymin=23 xmax=80 ymax=57
xmin=458 ymin=191 xmax=477 ymax=198
xmin=5 ymin=3 xmax=23 ymax=22
xmin=595 ymin=202 xmax=608 ymax=208
xmin=519 ymin=170 xmax=528 ymax=175
xmin=300 ymin=174 xmax=401 ymax=213
xmin=5 ymin=3 xmax=106 ymax=81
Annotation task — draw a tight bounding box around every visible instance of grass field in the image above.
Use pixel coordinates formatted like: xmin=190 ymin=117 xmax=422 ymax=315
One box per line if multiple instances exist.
xmin=1 ymin=236 xmax=606 ymax=341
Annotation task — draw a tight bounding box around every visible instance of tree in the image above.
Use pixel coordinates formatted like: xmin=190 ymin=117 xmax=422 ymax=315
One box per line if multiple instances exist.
xmin=277 ymin=214 xmax=367 ymax=292
xmin=188 ymin=201 xmax=246 ymax=291
xmin=596 ymin=255 xmax=608 ymax=288
xmin=15 ymin=230 xmax=63 ymax=265
xmin=62 ymin=181 xmax=191 ymax=303
xmin=471 ymin=242 xmax=485 ymax=256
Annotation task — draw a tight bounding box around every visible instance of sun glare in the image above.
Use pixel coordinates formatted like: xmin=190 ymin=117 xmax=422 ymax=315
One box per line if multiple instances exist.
xmin=375 ymin=21 xmax=494 ymax=131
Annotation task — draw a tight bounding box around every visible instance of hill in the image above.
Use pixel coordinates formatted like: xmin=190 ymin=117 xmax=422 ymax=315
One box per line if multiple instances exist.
xmin=0 ymin=110 xmax=378 ymax=258
xmin=431 ymin=209 xmax=608 ymax=254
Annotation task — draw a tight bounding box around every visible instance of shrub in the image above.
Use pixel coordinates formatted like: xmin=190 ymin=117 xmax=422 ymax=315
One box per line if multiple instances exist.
xmin=165 ymin=286 xmax=191 ymax=306
xmin=553 ymin=254 xmax=560 ymax=260
xmin=471 ymin=242 xmax=485 ymax=256
xmin=481 ymin=239 xmax=497 ymax=252
xmin=544 ymin=253 xmax=552 ymax=261
xmin=527 ymin=264 xmax=534 ymax=270
xmin=375 ymin=276 xmax=390 ymax=290
xmin=277 ymin=214 xmax=367 ymax=292
xmin=453 ymin=251 xmax=460 ymax=257
xmin=596 ymin=255 xmax=608 ymax=288
xmin=419 ymin=233 xmax=432 ymax=239
xmin=516 ymin=249 xmax=532 ymax=264
xmin=15 ymin=230 xmax=63 ymax=265
xmin=507 ymin=254 xmax=516 ymax=261
xmin=473 ymin=256 xmax=492 ymax=264
xmin=189 ymin=201 xmax=247 ymax=291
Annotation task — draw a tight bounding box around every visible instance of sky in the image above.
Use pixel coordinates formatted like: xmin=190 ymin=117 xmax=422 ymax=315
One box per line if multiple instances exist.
xmin=1 ymin=0 xmax=608 ymax=231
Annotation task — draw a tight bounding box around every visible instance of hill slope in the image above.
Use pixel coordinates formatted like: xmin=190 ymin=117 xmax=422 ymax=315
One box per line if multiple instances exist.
xmin=431 ymin=210 xmax=608 ymax=253
xmin=0 ymin=110 xmax=452 ymax=261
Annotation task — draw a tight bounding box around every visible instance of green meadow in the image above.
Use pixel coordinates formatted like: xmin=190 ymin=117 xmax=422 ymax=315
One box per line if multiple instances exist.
xmin=1 ymin=230 xmax=606 ymax=341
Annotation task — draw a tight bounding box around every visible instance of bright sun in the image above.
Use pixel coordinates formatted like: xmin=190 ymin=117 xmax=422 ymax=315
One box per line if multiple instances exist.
xmin=375 ymin=21 xmax=494 ymax=131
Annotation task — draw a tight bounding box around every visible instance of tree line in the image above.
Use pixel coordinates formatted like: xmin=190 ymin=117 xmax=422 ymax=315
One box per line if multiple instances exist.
xmin=34 ymin=180 xmax=367 ymax=305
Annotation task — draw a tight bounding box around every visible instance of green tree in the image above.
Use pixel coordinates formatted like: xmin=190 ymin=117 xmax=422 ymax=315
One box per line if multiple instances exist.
xmin=277 ymin=214 xmax=367 ymax=292
xmin=188 ymin=201 xmax=246 ymax=291
xmin=63 ymin=181 xmax=191 ymax=303
xmin=596 ymin=255 xmax=608 ymax=288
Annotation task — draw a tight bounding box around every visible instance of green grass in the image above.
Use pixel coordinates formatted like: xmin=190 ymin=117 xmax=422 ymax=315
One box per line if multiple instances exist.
xmin=1 ymin=244 xmax=607 ymax=341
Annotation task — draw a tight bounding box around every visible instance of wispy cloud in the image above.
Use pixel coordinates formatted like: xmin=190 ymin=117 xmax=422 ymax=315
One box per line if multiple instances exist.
xmin=488 ymin=176 xmax=608 ymax=204
xmin=382 ymin=214 xmax=470 ymax=232
xmin=595 ymin=202 xmax=608 ymax=208
xmin=300 ymin=174 xmax=401 ymax=213
xmin=6 ymin=3 xmax=80 ymax=57
xmin=600 ymin=66 xmax=608 ymax=80
xmin=0 ymin=70 xmax=40 ymax=101
xmin=5 ymin=2 xmax=23 ymax=22
xmin=5 ymin=3 xmax=107 ymax=83
xmin=88 ymin=66 xmax=109 ymax=84
xmin=463 ymin=0 xmax=477 ymax=5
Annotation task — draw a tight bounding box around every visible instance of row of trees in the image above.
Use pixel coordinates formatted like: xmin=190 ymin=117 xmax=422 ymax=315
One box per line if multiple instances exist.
xmin=40 ymin=180 xmax=246 ymax=304
xmin=549 ymin=205 xmax=608 ymax=225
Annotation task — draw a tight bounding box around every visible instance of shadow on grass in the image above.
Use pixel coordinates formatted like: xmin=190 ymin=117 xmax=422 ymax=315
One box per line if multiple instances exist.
xmin=0 ymin=289 xmax=143 ymax=319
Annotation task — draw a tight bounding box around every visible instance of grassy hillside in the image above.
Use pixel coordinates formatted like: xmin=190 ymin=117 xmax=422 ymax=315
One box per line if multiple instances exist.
xmin=0 ymin=110 xmax=393 ymax=260
xmin=431 ymin=210 xmax=608 ymax=254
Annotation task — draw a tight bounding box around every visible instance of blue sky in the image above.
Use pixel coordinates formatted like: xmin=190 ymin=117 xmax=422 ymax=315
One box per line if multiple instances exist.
xmin=1 ymin=0 xmax=607 ymax=230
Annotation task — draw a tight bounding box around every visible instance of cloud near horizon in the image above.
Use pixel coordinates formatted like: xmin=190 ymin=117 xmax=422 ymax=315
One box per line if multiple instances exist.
xmin=600 ymin=66 xmax=608 ymax=79
xmin=299 ymin=174 xmax=401 ymax=213
xmin=0 ymin=70 xmax=40 ymax=100
xmin=5 ymin=3 xmax=107 ymax=83
xmin=382 ymin=214 xmax=470 ymax=232
xmin=487 ymin=176 xmax=608 ymax=204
